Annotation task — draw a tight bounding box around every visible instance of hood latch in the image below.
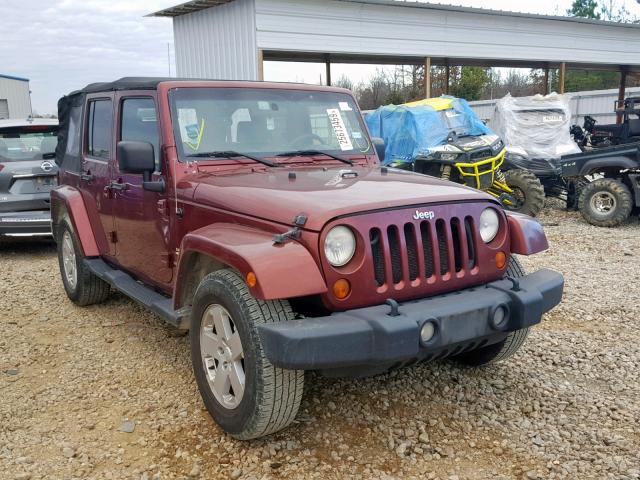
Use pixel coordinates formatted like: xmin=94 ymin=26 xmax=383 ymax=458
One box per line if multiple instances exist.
xmin=273 ymin=214 xmax=307 ymax=245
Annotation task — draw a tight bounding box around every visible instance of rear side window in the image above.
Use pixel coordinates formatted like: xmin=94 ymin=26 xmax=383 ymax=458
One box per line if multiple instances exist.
xmin=120 ymin=98 xmax=160 ymax=170
xmin=87 ymin=99 xmax=112 ymax=159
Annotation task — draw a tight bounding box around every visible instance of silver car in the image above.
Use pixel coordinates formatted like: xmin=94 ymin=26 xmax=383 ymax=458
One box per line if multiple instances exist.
xmin=0 ymin=118 xmax=58 ymax=238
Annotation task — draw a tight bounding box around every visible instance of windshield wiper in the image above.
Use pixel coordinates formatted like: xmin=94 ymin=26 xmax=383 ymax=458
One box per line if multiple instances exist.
xmin=275 ymin=149 xmax=353 ymax=166
xmin=186 ymin=150 xmax=277 ymax=167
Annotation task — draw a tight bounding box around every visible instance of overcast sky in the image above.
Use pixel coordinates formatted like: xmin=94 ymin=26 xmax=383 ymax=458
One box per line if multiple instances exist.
xmin=1 ymin=0 xmax=639 ymax=115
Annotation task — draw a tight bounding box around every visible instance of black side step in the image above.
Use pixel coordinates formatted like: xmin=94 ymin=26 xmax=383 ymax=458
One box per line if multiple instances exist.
xmin=84 ymin=258 xmax=189 ymax=329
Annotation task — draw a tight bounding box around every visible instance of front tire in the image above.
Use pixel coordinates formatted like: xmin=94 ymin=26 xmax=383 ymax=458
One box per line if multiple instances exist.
xmin=454 ymin=257 xmax=530 ymax=366
xmin=502 ymin=169 xmax=546 ymax=217
xmin=56 ymin=220 xmax=110 ymax=306
xmin=578 ymin=178 xmax=633 ymax=227
xmin=190 ymin=270 xmax=304 ymax=440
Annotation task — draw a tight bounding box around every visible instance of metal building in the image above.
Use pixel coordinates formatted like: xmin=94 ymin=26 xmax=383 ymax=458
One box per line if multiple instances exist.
xmin=151 ymin=0 xmax=640 ymax=101
xmin=0 ymin=74 xmax=32 ymax=119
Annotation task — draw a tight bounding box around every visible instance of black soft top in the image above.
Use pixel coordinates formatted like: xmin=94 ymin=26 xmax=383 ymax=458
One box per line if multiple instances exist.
xmin=72 ymin=76 xmax=210 ymax=95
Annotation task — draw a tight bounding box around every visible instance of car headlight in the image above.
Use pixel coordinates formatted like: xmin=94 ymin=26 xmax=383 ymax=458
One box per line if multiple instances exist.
xmin=479 ymin=208 xmax=500 ymax=243
xmin=439 ymin=152 xmax=459 ymax=161
xmin=324 ymin=226 xmax=356 ymax=267
xmin=491 ymin=140 xmax=504 ymax=152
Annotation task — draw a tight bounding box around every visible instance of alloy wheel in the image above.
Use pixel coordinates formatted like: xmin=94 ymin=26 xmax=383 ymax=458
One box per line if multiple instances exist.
xmin=200 ymin=304 xmax=245 ymax=409
xmin=61 ymin=230 xmax=77 ymax=290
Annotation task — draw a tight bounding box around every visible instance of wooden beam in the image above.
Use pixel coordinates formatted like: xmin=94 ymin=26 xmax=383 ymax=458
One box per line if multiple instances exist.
xmin=257 ymin=49 xmax=264 ymax=81
xmin=425 ymin=57 xmax=432 ymax=98
xmin=325 ymin=54 xmax=332 ymax=86
xmin=543 ymin=66 xmax=549 ymax=95
xmin=558 ymin=62 xmax=566 ymax=94
xmin=445 ymin=59 xmax=450 ymax=95
xmin=617 ymin=68 xmax=628 ymax=124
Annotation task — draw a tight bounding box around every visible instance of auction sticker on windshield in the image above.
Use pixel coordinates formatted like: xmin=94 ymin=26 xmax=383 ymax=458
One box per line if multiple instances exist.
xmin=326 ymin=109 xmax=353 ymax=151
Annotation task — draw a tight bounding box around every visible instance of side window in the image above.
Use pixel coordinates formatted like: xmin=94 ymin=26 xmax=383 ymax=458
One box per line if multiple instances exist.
xmin=121 ymin=98 xmax=160 ymax=171
xmin=87 ymin=99 xmax=113 ymax=159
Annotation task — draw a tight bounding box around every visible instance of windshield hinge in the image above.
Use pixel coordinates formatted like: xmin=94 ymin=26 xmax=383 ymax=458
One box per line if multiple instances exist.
xmin=273 ymin=214 xmax=307 ymax=245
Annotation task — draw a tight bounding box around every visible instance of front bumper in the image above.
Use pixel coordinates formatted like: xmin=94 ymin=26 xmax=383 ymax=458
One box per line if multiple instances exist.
xmin=258 ymin=269 xmax=563 ymax=371
xmin=0 ymin=210 xmax=52 ymax=237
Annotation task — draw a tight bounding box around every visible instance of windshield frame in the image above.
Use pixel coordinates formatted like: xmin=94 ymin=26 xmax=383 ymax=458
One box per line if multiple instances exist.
xmin=167 ymin=85 xmax=373 ymax=164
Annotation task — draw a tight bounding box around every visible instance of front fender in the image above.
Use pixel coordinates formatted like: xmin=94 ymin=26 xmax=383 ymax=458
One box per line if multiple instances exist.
xmin=506 ymin=212 xmax=549 ymax=255
xmin=50 ymin=186 xmax=99 ymax=257
xmin=176 ymin=223 xmax=328 ymax=302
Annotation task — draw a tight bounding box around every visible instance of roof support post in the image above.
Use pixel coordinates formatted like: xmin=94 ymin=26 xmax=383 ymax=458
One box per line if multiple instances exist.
xmin=325 ymin=54 xmax=332 ymax=86
xmin=617 ymin=67 xmax=628 ymax=124
xmin=558 ymin=62 xmax=566 ymax=94
xmin=445 ymin=59 xmax=450 ymax=95
xmin=543 ymin=64 xmax=549 ymax=95
xmin=257 ymin=49 xmax=264 ymax=81
xmin=425 ymin=57 xmax=432 ymax=98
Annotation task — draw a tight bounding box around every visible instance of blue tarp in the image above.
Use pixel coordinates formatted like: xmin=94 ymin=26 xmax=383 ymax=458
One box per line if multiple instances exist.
xmin=365 ymin=96 xmax=493 ymax=165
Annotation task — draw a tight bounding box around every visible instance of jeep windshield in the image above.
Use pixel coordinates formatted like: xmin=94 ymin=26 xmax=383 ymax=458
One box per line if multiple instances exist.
xmin=0 ymin=126 xmax=58 ymax=162
xmin=169 ymin=88 xmax=372 ymax=161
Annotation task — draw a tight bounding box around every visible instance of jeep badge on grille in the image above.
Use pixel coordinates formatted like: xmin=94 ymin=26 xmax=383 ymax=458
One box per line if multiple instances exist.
xmin=413 ymin=210 xmax=435 ymax=220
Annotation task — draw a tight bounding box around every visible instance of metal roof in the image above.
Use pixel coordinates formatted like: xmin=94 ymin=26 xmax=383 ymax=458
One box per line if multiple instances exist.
xmin=149 ymin=0 xmax=234 ymax=17
xmin=0 ymin=73 xmax=29 ymax=82
xmin=149 ymin=0 xmax=640 ymax=29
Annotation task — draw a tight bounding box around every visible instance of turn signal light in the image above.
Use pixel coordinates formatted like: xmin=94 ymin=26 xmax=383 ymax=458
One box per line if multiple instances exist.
xmin=495 ymin=251 xmax=507 ymax=269
xmin=246 ymin=271 xmax=257 ymax=288
xmin=332 ymin=279 xmax=351 ymax=299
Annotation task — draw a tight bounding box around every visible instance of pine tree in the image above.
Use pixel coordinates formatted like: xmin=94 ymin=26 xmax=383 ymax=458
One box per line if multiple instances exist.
xmin=567 ymin=0 xmax=601 ymax=18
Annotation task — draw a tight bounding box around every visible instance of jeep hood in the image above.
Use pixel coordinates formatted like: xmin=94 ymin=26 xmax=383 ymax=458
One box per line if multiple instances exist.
xmin=189 ymin=166 xmax=494 ymax=231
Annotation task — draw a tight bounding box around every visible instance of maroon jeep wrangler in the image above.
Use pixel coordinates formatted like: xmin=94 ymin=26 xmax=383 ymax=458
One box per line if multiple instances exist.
xmin=52 ymin=78 xmax=563 ymax=439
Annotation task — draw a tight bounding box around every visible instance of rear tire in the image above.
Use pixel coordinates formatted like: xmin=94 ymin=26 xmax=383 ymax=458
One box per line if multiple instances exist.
xmin=566 ymin=176 xmax=589 ymax=211
xmin=503 ymin=169 xmax=546 ymax=217
xmin=454 ymin=257 xmax=530 ymax=366
xmin=578 ymin=178 xmax=632 ymax=227
xmin=190 ymin=269 xmax=304 ymax=440
xmin=57 ymin=220 xmax=110 ymax=306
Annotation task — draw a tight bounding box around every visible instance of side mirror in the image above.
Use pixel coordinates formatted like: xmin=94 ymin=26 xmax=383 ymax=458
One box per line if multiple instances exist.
xmin=118 ymin=141 xmax=155 ymax=178
xmin=372 ymin=137 xmax=385 ymax=164
xmin=117 ymin=141 xmax=164 ymax=192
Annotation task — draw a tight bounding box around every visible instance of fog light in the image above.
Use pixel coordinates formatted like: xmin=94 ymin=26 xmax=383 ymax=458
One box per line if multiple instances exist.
xmin=420 ymin=321 xmax=436 ymax=344
xmin=332 ymin=279 xmax=351 ymax=299
xmin=492 ymin=305 xmax=509 ymax=329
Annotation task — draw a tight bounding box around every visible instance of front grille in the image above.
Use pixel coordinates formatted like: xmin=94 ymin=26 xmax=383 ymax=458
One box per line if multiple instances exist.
xmin=370 ymin=216 xmax=477 ymax=287
xmin=469 ymin=148 xmax=493 ymax=161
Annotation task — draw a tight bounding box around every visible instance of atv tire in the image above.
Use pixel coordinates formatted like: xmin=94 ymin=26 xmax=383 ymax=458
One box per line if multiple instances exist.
xmin=578 ymin=178 xmax=633 ymax=227
xmin=454 ymin=257 xmax=529 ymax=366
xmin=503 ymin=169 xmax=546 ymax=217
xmin=566 ymin=176 xmax=589 ymax=211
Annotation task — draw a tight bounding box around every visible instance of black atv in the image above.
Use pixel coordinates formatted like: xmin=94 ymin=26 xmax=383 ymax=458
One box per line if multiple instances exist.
xmin=572 ymin=97 xmax=640 ymax=148
xmin=561 ymin=143 xmax=640 ymax=227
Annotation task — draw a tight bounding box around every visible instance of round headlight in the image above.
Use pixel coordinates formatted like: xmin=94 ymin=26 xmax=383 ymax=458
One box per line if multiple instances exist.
xmin=324 ymin=226 xmax=356 ymax=267
xmin=479 ymin=208 xmax=500 ymax=243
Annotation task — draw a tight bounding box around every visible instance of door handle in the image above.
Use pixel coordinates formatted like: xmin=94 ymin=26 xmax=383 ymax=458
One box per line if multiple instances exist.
xmin=80 ymin=173 xmax=93 ymax=182
xmin=109 ymin=181 xmax=128 ymax=191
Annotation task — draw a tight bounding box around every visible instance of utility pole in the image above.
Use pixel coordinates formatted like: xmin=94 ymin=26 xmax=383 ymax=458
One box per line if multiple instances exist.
xmin=167 ymin=43 xmax=171 ymax=76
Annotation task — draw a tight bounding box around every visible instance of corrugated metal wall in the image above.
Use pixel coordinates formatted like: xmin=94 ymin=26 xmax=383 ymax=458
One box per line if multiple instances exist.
xmin=469 ymin=87 xmax=640 ymax=125
xmin=254 ymin=0 xmax=640 ymax=66
xmin=174 ymin=0 xmax=257 ymax=80
xmin=0 ymin=77 xmax=31 ymax=119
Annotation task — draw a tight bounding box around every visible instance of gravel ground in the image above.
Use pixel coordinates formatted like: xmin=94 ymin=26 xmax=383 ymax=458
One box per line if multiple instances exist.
xmin=1 ymin=202 xmax=639 ymax=480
